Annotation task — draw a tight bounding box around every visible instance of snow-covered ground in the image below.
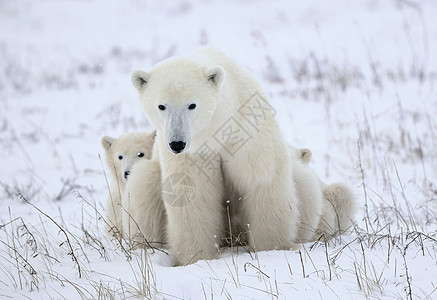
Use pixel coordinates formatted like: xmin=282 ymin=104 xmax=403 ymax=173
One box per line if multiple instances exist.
xmin=1 ymin=0 xmax=436 ymax=298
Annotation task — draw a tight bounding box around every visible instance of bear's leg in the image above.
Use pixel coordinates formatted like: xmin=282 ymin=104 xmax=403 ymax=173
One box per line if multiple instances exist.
xmin=162 ymin=156 xmax=225 ymax=266
xmin=238 ymin=174 xmax=299 ymax=251
xmin=221 ymin=141 xmax=298 ymax=250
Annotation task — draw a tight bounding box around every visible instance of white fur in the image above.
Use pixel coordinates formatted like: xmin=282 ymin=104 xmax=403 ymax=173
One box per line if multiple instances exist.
xmin=132 ymin=47 xmax=299 ymax=265
xmin=101 ymin=131 xmax=156 ymax=238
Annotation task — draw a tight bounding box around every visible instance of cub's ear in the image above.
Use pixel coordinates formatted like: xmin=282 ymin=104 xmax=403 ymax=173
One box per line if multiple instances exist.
xmin=300 ymin=148 xmax=312 ymax=164
xmin=131 ymin=70 xmax=149 ymax=90
xmin=101 ymin=136 xmax=115 ymax=151
xmin=151 ymin=130 xmax=157 ymax=139
xmin=205 ymin=66 xmax=224 ymax=88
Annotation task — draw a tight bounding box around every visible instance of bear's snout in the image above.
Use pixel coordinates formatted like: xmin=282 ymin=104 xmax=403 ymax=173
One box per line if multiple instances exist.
xmin=169 ymin=141 xmax=186 ymax=154
xmin=124 ymin=170 xmax=130 ymax=180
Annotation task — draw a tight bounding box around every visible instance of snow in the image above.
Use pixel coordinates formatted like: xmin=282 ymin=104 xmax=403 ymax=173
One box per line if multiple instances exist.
xmin=1 ymin=0 xmax=437 ymax=299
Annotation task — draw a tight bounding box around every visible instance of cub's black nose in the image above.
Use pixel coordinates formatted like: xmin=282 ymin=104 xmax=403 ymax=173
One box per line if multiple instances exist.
xmin=169 ymin=141 xmax=186 ymax=153
xmin=124 ymin=170 xmax=130 ymax=180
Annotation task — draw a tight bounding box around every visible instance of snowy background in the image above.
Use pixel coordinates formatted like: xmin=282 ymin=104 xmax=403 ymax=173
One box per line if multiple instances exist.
xmin=1 ymin=0 xmax=436 ymax=299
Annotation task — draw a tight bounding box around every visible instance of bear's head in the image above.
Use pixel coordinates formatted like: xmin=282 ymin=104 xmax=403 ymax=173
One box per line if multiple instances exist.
xmin=131 ymin=58 xmax=224 ymax=154
xmin=101 ymin=131 xmax=156 ymax=183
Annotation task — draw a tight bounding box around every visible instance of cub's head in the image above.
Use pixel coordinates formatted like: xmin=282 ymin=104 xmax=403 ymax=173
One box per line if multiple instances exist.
xmin=131 ymin=58 xmax=224 ymax=154
xmin=101 ymin=131 xmax=156 ymax=183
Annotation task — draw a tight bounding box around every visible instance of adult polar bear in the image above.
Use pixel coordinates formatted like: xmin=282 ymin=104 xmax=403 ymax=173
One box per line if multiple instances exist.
xmin=132 ymin=47 xmax=307 ymax=265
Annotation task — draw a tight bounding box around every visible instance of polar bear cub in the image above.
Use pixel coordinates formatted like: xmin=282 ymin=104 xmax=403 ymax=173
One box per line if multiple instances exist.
xmin=101 ymin=131 xmax=156 ymax=238
xmin=289 ymin=145 xmax=356 ymax=240
xmin=122 ymin=140 xmax=167 ymax=248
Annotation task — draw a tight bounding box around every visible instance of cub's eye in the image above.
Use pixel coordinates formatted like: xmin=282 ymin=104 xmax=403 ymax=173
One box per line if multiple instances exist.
xmin=158 ymin=105 xmax=166 ymax=111
xmin=118 ymin=155 xmax=123 ymax=160
xmin=188 ymin=103 xmax=196 ymax=110
xmin=137 ymin=152 xmax=145 ymax=158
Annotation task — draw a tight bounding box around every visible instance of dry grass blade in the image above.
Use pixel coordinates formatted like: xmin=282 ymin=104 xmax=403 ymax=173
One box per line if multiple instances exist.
xmin=18 ymin=193 xmax=82 ymax=278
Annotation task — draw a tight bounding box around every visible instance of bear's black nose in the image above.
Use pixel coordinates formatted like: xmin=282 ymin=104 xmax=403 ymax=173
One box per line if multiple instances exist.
xmin=169 ymin=141 xmax=186 ymax=153
xmin=124 ymin=170 xmax=130 ymax=180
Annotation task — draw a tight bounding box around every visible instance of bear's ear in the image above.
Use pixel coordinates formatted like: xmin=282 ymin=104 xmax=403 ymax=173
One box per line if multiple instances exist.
xmin=151 ymin=130 xmax=157 ymax=139
xmin=300 ymin=148 xmax=312 ymax=164
xmin=101 ymin=136 xmax=115 ymax=151
xmin=205 ymin=66 xmax=224 ymax=88
xmin=131 ymin=70 xmax=149 ymax=90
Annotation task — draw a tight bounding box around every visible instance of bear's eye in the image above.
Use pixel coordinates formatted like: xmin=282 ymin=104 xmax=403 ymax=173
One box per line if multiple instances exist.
xmin=188 ymin=103 xmax=196 ymax=110
xmin=118 ymin=155 xmax=123 ymax=160
xmin=137 ymin=152 xmax=145 ymax=158
xmin=158 ymin=105 xmax=166 ymax=111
